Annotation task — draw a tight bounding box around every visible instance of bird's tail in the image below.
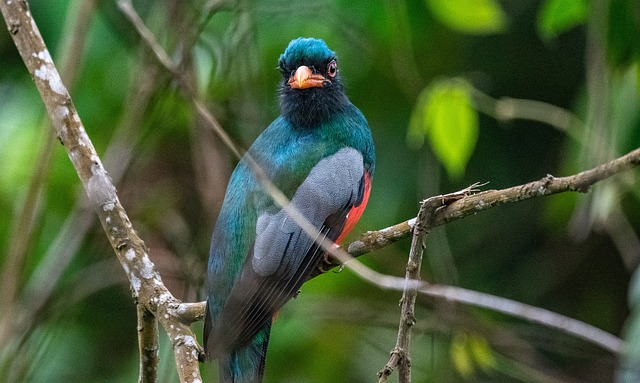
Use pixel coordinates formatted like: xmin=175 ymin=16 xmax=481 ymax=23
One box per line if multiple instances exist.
xmin=218 ymin=320 xmax=272 ymax=383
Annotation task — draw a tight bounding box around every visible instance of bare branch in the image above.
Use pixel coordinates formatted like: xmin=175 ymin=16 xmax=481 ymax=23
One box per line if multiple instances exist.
xmin=116 ymin=0 xmax=178 ymax=75
xmin=137 ymin=305 xmax=159 ymax=383
xmin=378 ymin=348 xmax=408 ymax=383
xmin=237 ymin=147 xmax=634 ymax=354
xmin=0 ymin=0 xmax=96 ymax=313
xmin=470 ymin=86 xmax=585 ymax=141
xmin=418 ymin=282 xmax=624 ymax=353
xmin=176 ymin=302 xmax=207 ymax=324
xmin=0 ymin=2 xmax=203 ymax=382
xmin=232 ymin=158 xmax=630 ymax=354
xmin=378 ymin=188 xmax=472 ymax=383
xmin=117 ymin=0 xmax=244 ymax=162
xmin=342 ymin=147 xmax=640 ymax=266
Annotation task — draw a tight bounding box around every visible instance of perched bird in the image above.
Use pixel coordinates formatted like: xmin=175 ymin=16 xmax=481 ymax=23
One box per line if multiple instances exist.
xmin=204 ymin=37 xmax=375 ymax=383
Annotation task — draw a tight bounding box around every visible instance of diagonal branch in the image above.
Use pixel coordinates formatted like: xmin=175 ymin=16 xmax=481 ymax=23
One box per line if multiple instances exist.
xmin=0 ymin=0 xmax=96 ymax=314
xmin=418 ymin=282 xmax=624 ymax=353
xmin=116 ymin=0 xmax=242 ymax=160
xmin=343 ymin=147 xmax=640 ymax=264
xmin=0 ymin=2 xmax=203 ymax=382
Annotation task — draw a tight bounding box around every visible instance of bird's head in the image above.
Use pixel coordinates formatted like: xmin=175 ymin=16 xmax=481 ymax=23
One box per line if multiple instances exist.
xmin=278 ymin=38 xmax=349 ymax=128
xmin=279 ymin=37 xmax=338 ymax=90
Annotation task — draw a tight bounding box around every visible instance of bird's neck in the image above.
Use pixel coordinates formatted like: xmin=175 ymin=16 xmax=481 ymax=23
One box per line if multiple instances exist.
xmin=279 ymin=86 xmax=350 ymax=129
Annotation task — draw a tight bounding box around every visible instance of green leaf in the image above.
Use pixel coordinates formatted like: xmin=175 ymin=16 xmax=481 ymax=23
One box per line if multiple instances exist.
xmin=537 ymin=0 xmax=588 ymax=40
xmin=408 ymin=78 xmax=479 ymax=179
xmin=468 ymin=335 xmax=496 ymax=371
xmin=450 ymin=333 xmax=474 ymax=377
xmin=426 ymin=0 xmax=507 ymax=35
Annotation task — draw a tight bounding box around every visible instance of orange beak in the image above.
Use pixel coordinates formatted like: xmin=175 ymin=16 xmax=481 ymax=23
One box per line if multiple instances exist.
xmin=288 ymin=65 xmax=326 ymax=89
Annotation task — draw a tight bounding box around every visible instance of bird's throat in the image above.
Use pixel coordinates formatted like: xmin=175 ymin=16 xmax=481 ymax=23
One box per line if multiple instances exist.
xmin=280 ymin=86 xmax=348 ymax=129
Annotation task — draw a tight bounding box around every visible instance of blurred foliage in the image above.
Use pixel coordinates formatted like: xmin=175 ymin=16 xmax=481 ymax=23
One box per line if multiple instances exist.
xmin=426 ymin=0 xmax=508 ymax=35
xmin=408 ymin=78 xmax=478 ymax=178
xmin=1 ymin=0 xmax=639 ymax=382
xmin=537 ymin=0 xmax=588 ymax=41
xmin=450 ymin=332 xmax=496 ymax=378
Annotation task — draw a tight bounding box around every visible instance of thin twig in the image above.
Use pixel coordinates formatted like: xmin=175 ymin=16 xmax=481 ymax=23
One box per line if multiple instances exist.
xmin=117 ymin=0 xmax=243 ymax=162
xmin=470 ymin=86 xmax=585 ymax=141
xmin=116 ymin=0 xmax=398 ymax=300
xmin=418 ymin=282 xmax=624 ymax=353
xmin=117 ymin=0 xmax=178 ymax=75
xmin=171 ymin=142 xmax=638 ymax=355
xmin=378 ymin=188 xmax=474 ymax=383
xmin=156 ymin=154 xmax=633 ymax=357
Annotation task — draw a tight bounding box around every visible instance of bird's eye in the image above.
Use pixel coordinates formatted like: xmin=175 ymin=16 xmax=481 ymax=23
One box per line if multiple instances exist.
xmin=327 ymin=60 xmax=337 ymax=78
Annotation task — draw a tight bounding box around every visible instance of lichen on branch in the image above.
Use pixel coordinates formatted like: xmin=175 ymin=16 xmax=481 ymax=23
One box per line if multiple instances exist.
xmin=0 ymin=2 xmax=204 ymax=382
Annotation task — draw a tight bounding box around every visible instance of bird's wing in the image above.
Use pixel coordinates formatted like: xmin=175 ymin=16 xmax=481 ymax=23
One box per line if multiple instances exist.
xmin=215 ymin=147 xmax=369 ymax=352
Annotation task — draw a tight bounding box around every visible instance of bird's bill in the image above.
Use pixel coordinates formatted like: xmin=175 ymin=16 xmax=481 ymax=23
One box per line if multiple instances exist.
xmin=288 ymin=65 xmax=326 ymax=89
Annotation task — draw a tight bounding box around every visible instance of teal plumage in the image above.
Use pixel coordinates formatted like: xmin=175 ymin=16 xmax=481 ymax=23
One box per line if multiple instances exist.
xmin=205 ymin=38 xmax=375 ymax=382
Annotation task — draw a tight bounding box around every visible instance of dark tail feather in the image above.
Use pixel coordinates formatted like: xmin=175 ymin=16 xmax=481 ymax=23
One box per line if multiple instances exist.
xmin=218 ymin=320 xmax=272 ymax=383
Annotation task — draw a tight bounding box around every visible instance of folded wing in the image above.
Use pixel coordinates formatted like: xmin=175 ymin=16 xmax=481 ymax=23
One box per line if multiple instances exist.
xmin=213 ymin=147 xmax=368 ymax=352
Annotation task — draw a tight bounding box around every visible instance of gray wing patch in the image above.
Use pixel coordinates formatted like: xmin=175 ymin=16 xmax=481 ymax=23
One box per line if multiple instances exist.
xmin=252 ymin=147 xmax=364 ymax=278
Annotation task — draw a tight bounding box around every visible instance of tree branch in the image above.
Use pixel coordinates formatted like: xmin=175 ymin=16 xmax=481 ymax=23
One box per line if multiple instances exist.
xmin=469 ymin=85 xmax=585 ymax=141
xmin=137 ymin=305 xmax=159 ymax=383
xmin=116 ymin=0 xmax=243 ymax=161
xmin=270 ymin=145 xmax=634 ymax=354
xmin=378 ymin=187 xmax=476 ymax=383
xmin=418 ymin=282 xmax=624 ymax=353
xmin=343 ymin=147 xmax=640 ymax=265
xmin=0 ymin=0 xmax=96 ymax=313
xmin=0 ymin=2 xmax=203 ymax=382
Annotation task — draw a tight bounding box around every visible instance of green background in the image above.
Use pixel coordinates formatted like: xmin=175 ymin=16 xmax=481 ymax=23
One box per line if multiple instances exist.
xmin=1 ymin=0 xmax=639 ymax=381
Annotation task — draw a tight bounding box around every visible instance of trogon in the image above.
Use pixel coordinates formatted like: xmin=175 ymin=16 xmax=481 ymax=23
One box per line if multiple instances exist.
xmin=204 ymin=37 xmax=375 ymax=383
